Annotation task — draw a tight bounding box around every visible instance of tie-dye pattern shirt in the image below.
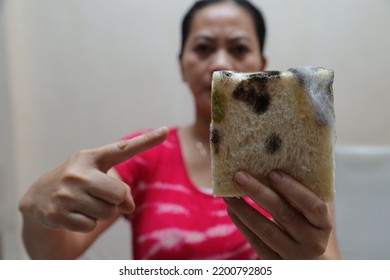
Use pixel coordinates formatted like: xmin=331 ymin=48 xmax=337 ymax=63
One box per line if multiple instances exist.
xmin=114 ymin=127 xmax=264 ymax=260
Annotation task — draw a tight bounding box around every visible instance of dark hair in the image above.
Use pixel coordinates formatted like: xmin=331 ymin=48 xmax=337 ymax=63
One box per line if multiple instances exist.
xmin=178 ymin=0 xmax=267 ymax=59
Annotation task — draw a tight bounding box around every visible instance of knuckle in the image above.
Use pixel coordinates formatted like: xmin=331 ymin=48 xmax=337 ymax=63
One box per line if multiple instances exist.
xmin=69 ymin=149 xmax=96 ymax=169
xmin=45 ymin=208 xmax=58 ymax=223
xmin=62 ymin=170 xmax=84 ymax=185
xmin=251 ymin=236 xmax=265 ymax=250
xmin=71 ymin=149 xmax=92 ymax=161
xmin=53 ymin=187 xmax=76 ymax=204
xmin=62 ymin=166 xmax=93 ymax=189
xmin=140 ymin=130 xmax=158 ymax=148
xmin=115 ymin=139 xmax=128 ymax=151
xmin=141 ymin=132 xmax=150 ymax=144
xmin=307 ymin=240 xmax=327 ymax=258
xmin=325 ymin=221 xmax=333 ymax=233
xmin=277 ymin=203 xmax=297 ymax=224
xmin=259 ymin=224 xmax=275 ymax=241
xmin=112 ymin=185 xmax=128 ymax=203
xmin=45 ymin=206 xmax=64 ymax=228
xmin=299 ymin=232 xmax=329 ymax=259
xmin=308 ymin=199 xmax=328 ymax=219
xmin=248 ymin=237 xmax=266 ymax=257
xmin=51 ymin=191 xmax=68 ymax=206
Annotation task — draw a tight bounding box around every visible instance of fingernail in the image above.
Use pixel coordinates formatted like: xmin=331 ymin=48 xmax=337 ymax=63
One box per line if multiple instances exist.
xmin=269 ymin=170 xmax=283 ymax=182
xmin=235 ymin=171 xmax=250 ymax=186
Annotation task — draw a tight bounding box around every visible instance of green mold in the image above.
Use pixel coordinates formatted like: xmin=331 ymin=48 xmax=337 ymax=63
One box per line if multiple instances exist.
xmin=212 ymin=87 xmax=227 ymax=123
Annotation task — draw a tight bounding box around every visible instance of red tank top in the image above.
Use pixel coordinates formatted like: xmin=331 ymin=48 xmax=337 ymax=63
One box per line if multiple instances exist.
xmin=114 ymin=127 xmax=269 ymax=259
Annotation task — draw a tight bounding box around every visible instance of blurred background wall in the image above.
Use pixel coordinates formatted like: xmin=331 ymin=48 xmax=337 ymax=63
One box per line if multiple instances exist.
xmin=1 ymin=0 xmax=389 ymax=259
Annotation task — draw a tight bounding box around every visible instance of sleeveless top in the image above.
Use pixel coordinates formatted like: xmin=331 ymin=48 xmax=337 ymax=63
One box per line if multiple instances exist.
xmin=114 ymin=127 xmax=269 ymax=259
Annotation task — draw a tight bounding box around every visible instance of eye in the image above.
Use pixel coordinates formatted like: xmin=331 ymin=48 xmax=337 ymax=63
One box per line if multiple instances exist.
xmin=231 ymin=45 xmax=250 ymax=56
xmin=194 ymin=44 xmax=213 ymax=56
xmin=194 ymin=44 xmax=209 ymax=53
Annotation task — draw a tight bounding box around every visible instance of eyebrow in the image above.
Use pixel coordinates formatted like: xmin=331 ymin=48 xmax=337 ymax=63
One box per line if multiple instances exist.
xmin=193 ymin=35 xmax=252 ymax=43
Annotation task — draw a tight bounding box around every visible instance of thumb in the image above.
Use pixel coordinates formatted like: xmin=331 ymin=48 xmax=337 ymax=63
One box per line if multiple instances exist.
xmin=92 ymin=126 xmax=169 ymax=173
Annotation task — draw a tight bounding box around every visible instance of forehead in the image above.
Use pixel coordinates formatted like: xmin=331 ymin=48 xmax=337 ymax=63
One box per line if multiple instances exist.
xmin=189 ymin=2 xmax=257 ymax=38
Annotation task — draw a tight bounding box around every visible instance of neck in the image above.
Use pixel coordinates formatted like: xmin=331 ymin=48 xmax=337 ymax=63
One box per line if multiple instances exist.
xmin=191 ymin=119 xmax=210 ymax=145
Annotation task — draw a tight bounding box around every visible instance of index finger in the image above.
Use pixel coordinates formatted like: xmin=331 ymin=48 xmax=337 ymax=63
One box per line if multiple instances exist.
xmin=93 ymin=126 xmax=169 ymax=172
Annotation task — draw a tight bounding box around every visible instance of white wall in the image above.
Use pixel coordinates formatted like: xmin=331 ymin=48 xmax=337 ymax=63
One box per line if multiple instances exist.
xmin=260 ymin=0 xmax=390 ymax=145
xmin=1 ymin=0 xmax=23 ymax=260
xmin=1 ymin=0 xmax=389 ymax=259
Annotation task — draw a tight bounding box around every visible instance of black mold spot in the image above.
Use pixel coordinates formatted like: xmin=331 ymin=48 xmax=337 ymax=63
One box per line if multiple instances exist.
xmin=254 ymin=91 xmax=271 ymax=114
xmin=211 ymin=128 xmax=222 ymax=154
xmin=265 ymin=133 xmax=282 ymax=154
xmin=233 ymin=71 xmax=280 ymax=115
xmin=221 ymin=71 xmax=232 ymax=78
xmin=249 ymin=71 xmax=281 ymax=79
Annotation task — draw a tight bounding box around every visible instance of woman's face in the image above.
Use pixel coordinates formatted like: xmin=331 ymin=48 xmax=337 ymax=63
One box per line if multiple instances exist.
xmin=180 ymin=1 xmax=267 ymax=119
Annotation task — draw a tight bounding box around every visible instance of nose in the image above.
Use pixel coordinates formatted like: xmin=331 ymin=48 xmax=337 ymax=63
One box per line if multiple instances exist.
xmin=208 ymin=50 xmax=234 ymax=74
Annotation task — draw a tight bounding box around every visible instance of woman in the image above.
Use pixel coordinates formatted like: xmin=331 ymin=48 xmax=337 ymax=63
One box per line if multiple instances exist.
xmin=18 ymin=0 xmax=340 ymax=259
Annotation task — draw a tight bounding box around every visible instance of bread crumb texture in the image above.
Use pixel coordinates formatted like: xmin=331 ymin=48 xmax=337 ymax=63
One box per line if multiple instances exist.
xmin=210 ymin=66 xmax=335 ymax=201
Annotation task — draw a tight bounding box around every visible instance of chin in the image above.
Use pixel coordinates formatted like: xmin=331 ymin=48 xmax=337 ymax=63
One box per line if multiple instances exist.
xmin=197 ymin=102 xmax=211 ymax=121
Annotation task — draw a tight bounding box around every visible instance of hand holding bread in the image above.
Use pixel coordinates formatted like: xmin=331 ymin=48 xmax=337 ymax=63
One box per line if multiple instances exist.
xmin=224 ymin=170 xmax=334 ymax=259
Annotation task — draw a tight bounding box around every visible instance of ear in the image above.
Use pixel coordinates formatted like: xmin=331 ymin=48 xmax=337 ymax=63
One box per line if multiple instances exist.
xmin=179 ymin=58 xmax=187 ymax=82
xmin=260 ymin=55 xmax=268 ymax=71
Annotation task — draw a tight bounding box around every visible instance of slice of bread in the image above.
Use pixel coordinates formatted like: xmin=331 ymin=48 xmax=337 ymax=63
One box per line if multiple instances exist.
xmin=210 ymin=67 xmax=335 ymax=201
